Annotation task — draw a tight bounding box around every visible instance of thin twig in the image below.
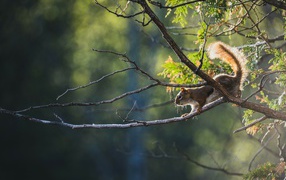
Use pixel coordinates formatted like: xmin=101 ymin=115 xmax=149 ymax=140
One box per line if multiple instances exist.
xmin=17 ymin=83 xmax=159 ymax=113
xmin=243 ymin=71 xmax=286 ymax=102
xmin=56 ymin=67 xmax=135 ymax=100
xmin=248 ymin=130 xmax=277 ymax=171
xmin=274 ymin=122 xmax=286 ymax=158
xmin=233 ymin=116 xmax=267 ymax=133
xmin=196 ymin=22 xmax=208 ymax=73
xmin=93 ymin=49 xmax=205 ymax=88
xmin=174 ymin=143 xmax=244 ymax=176
xmin=94 ymin=0 xmax=144 ymax=18
xmin=147 ymin=0 xmax=205 ymax=9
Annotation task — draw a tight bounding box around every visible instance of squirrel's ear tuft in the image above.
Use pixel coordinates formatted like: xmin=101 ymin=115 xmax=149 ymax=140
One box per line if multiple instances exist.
xmin=180 ymin=87 xmax=185 ymax=92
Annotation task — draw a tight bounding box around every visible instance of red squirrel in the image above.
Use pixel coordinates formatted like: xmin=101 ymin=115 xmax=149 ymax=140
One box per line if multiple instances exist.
xmin=175 ymin=42 xmax=248 ymax=113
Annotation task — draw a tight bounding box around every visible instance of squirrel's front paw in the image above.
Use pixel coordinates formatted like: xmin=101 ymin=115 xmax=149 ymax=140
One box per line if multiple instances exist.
xmin=181 ymin=113 xmax=189 ymax=117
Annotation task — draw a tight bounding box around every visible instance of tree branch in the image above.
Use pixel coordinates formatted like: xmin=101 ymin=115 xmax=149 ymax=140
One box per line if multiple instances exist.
xmin=0 ymin=98 xmax=225 ymax=129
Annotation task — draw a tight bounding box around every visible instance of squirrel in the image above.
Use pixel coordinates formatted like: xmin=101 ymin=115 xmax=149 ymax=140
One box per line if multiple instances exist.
xmin=175 ymin=41 xmax=248 ymax=114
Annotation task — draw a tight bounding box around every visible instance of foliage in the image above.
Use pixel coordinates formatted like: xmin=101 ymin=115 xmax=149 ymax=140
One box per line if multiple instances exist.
xmin=165 ymin=0 xmax=193 ymax=27
xmin=243 ymin=162 xmax=276 ymax=179
xmin=268 ymin=49 xmax=286 ymax=87
xmin=243 ymin=49 xmax=286 ymax=135
xmin=166 ymin=0 xmax=238 ymax=26
xmin=158 ymin=47 xmax=233 ymax=91
xmin=243 ymin=161 xmax=286 ymax=180
xmin=157 ymin=56 xmax=194 ymax=88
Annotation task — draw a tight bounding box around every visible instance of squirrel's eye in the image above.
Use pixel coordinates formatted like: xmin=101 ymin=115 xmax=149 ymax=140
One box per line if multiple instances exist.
xmin=178 ymin=95 xmax=182 ymax=100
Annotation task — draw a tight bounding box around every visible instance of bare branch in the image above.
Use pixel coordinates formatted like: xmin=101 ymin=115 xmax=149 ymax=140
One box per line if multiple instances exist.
xmin=16 ymin=83 xmax=159 ymax=113
xmin=0 ymin=98 xmax=225 ymax=129
xmin=233 ymin=116 xmax=267 ymax=133
xmin=274 ymin=122 xmax=286 ymax=158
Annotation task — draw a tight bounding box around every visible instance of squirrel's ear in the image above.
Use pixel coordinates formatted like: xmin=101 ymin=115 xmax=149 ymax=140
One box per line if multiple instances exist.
xmin=180 ymin=87 xmax=185 ymax=92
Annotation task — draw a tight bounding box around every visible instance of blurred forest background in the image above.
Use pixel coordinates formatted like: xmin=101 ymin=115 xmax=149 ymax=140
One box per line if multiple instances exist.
xmin=0 ymin=0 xmax=285 ymax=180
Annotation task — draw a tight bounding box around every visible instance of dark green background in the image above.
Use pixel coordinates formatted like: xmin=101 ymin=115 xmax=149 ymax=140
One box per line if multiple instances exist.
xmin=0 ymin=1 xmax=281 ymax=179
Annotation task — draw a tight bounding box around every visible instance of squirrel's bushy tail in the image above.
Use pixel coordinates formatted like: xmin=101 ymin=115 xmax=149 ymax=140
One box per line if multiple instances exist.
xmin=208 ymin=41 xmax=248 ymax=90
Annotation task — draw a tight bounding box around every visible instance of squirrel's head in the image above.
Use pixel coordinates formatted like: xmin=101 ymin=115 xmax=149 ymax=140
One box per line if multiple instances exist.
xmin=175 ymin=88 xmax=191 ymax=106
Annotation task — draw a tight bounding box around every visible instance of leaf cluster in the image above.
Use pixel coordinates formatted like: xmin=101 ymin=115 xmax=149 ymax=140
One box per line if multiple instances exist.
xmin=165 ymin=0 xmax=238 ymax=27
xmin=268 ymin=49 xmax=286 ymax=87
xmin=243 ymin=162 xmax=285 ymax=180
xmin=158 ymin=49 xmax=234 ymax=91
xmin=165 ymin=0 xmax=193 ymax=27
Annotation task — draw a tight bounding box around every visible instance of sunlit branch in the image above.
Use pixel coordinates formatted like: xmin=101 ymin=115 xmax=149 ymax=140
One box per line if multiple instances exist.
xmin=233 ymin=7 xmax=278 ymax=41
xmin=243 ymin=73 xmax=269 ymax=102
xmin=233 ymin=116 xmax=267 ymax=133
xmin=170 ymin=32 xmax=197 ymax=36
xmin=243 ymin=71 xmax=286 ymax=102
xmin=239 ymin=0 xmax=270 ymax=46
xmin=214 ymin=1 xmax=278 ymax=41
xmin=214 ymin=18 xmax=245 ymax=37
xmin=166 ymin=25 xmax=201 ymax=30
xmin=274 ymin=125 xmax=285 ymax=158
xmin=237 ymin=41 xmax=266 ymax=49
